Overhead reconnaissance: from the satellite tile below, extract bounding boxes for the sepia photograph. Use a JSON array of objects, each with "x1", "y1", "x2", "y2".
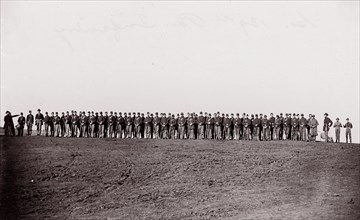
[{"x1": 1, "y1": 0, "x2": 359, "y2": 219}]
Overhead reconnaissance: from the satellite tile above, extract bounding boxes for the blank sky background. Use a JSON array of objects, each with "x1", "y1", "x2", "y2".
[{"x1": 1, "y1": 1, "x2": 359, "y2": 143}]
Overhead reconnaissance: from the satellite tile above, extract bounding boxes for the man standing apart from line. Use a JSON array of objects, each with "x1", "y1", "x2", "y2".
[
  {"x1": 17, "y1": 112, "x2": 25, "y2": 136},
  {"x1": 323, "y1": 113, "x2": 333, "y2": 143},
  {"x1": 35, "y1": 109, "x2": 44, "y2": 136},
  {"x1": 343, "y1": 118, "x2": 353, "y2": 143},
  {"x1": 333, "y1": 118, "x2": 342, "y2": 143},
  {"x1": 308, "y1": 114, "x2": 319, "y2": 142},
  {"x1": 26, "y1": 110, "x2": 34, "y2": 136}
]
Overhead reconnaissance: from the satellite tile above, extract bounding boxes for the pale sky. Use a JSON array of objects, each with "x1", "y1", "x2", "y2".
[{"x1": 1, "y1": 1, "x2": 359, "y2": 143}]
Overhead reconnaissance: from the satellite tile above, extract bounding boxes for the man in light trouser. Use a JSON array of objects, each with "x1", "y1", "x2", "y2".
[
  {"x1": 64, "y1": 111, "x2": 72, "y2": 137},
  {"x1": 308, "y1": 114, "x2": 319, "y2": 142},
  {"x1": 299, "y1": 114, "x2": 307, "y2": 141},
  {"x1": 323, "y1": 113, "x2": 333, "y2": 143},
  {"x1": 144, "y1": 112, "x2": 152, "y2": 139},
  {"x1": 333, "y1": 118, "x2": 342, "y2": 143},
  {"x1": 35, "y1": 109, "x2": 44, "y2": 136},
  {"x1": 344, "y1": 118, "x2": 353, "y2": 143},
  {"x1": 53, "y1": 112, "x2": 61, "y2": 137}
]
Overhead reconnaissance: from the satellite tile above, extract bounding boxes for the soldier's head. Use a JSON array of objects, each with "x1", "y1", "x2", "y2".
[
  {"x1": 301, "y1": 114, "x2": 304, "y2": 117},
  {"x1": 177, "y1": 113, "x2": 179, "y2": 117},
  {"x1": 236, "y1": 113, "x2": 240, "y2": 118},
  {"x1": 114, "y1": 112, "x2": 117, "y2": 116},
  {"x1": 251, "y1": 114, "x2": 254, "y2": 118},
  {"x1": 324, "y1": 113, "x2": 328, "y2": 118},
  {"x1": 200, "y1": 112, "x2": 203, "y2": 115},
  {"x1": 293, "y1": 113, "x2": 296, "y2": 117},
  {"x1": 181, "y1": 112, "x2": 184, "y2": 116},
  {"x1": 132, "y1": 112, "x2": 136, "y2": 116},
  {"x1": 95, "y1": 112, "x2": 98, "y2": 116},
  {"x1": 217, "y1": 112, "x2": 220, "y2": 115},
  {"x1": 209, "y1": 113, "x2": 212, "y2": 117},
  {"x1": 155, "y1": 112, "x2": 158, "y2": 116},
  {"x1": 336, "y1": 117, "x2": 339, "y2": 121},
  {"x1": 45, "y1": 112, "x2": 48, "y2": 115},
  {"x1": 264, "y1": 115, "x2": 267, "y2": 118},
  {"x1": 230, "y1": 113, "x2": 234, "y2": 118},
  {"x1": 147, "y1": 112, "x2": 150, "y2": 116},
  {"x1": 55, "y1": 112, "x2": 58, "y2": 115},
  {"x1": 168, "y1": 113, "x2": 171, "y2": 116},
  {"x1": 5, "y1": 111, "x2": 10, "y2": 115},
  {"x1": 150, "y1": 113, "x2": 153, "y2": 117},
  {"x1": 37, "y1": 109, "x2": 41, "y2": 113},
  {"x1": 119, "y1": 112, "x2": 122, "y2": 116},
  {"x1": 312, "y1": 114, "x2": 315, "y2": 118},
  {"x1": 128, "y1": 112, "x2": 131, "y2": 116},
  {"x1": 297, "y1": 114, "x2": 300, "y2": 118},
  {"x1": 276, "y1": 115, "x2": 279, "y2": 118},
  {"x1": 260, "y1": 113, "x2": 263, "y2": 117},
  {"x1": 100, "y1": 112, "x2": 103, "y2": 115},
  {"x1": 242, "y1": 113, "x2": 246, "y2": 117},
  {"x1": 20, "y1": 112, "x2": 23, "y2": 116},
  {"x1": 62, "y1": 112, "x2": 65, "y2": 115},
  {"x1": 221, "y1": 113, "x2": 225, "y2": 117},
  {"x1": 225, "y1": 114, "x2": 229, "y2": 118},
  {"x1": 309, "y1": 114, "x2": 312, "y2": 118},
  {"x1": 270, "y1": 113, "x2": 273, "y2": 116},
  {"x1": 137, "y1": 112, "x2": 140, "y2": 116},
  {"x1": 285, "y1": 113, "x2": 288, "y2": 117},
  {"x1": 246, "y1": 114, "x2": 249, "y2": 118},
  {"x1": 172, "y1": 114, "x2": 175, "y2": 118},
  {"x1": 29, "y1": 110, "x2": 32, "y2": 114},
  {"x1": 105, "y1": 112, "x2": 108, "y2": 116},
  {"x1": 110, "y1": 111, "x2": 113, "y2": 115},
  {"x1": 74, "y1": 111, "x2": 77, "y2": 115},
  {"x1": 91, "y1": 111, "x2": 94, "y2": 116},
  {"x1": 66, "y1": 111, "x2": 69, "y2": 115},
  {"x1": 255, "y1": 114, "x2": 258, "y2": 118},
  {"x1": 204, "y1": 112, "x2": 208, "y2": 116},
  {"x1": 280, "y1": 113, "x2": 283, "y2": 117},
  {"x1": 124, "y1": 112, "x2": 127, "y2": 116},
  {"x1": 141, "y1": 113, "x2": 144, "y2": 117},
  {"x1": 346, "y1": 118, "x2": 349, "y2": 121}
]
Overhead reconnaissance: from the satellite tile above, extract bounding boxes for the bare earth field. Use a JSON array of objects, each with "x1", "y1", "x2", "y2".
[{"x1": 0, "y1": 137, "x2": 359, "y2": 220}]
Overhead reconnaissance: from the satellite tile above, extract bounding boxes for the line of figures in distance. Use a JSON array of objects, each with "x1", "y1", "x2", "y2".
[{"x1": 5, "y1": 110, "x2": 354, "y2": 143}]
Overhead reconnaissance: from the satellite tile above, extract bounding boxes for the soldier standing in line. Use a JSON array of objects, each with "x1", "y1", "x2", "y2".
[
  {"x1": 240, "y1": 113, "x2": 246, "y2": 140},
  {"x1": 187, "y1": 113, "x2": 195, "y2": 139},
  {"x1": 35, "y1": 109, "x2": 44, "y2": 136},
  {"x1": 53, "y1": 112, "x2": 61, "y2": 137},
  {"x1": 204, "y1": 112, "x2": 208, "y2": 139},
  {"x1": 291, "y1": 114, "x2": 298, "y2": 141},
  {"x1": 64, "y1": 111, "x2": 71, "y2": 137},
  {"x1": 98, "y1": 112, "x2": 105, "y2": 138},
  {"x1": 152, "y1": 112, "x2": 160, "y2": 139},
  {"x1": 71, "y1": 111, "x2": 79, "y2": 137},
  {"x1": 323, "y1": 113, "x2": 333, "y2": 143},
  {"x1": 250, "y1": 114, "x2": 255, "y2": 140},
  {"x1": 262, "y1": 115, "x2": 271, "y2": 141},
  {"x1": 333, "y1": 118, "x2": 342, "y2": 143},
  {"x1": 160, "y1": 113, "x2": 168, "y2": 139},
  {"x1": 178, "y1": 113, "x2": 186, "y2": 139},
  {"x1": 49, "y1": 112, "x2": 55, "y2": 137},
  {"x1": 214, "y1": 113, "x2": 222, "y2": 140},
  {"x1": 94, "y1": 112, "x2": 99, "y2": 138},
  {"x1": 88, "y1": 112, "x2": 96, "y2": 138},
  {"x1": 252, "y1": 114, "x2": 261, "y2": 141},
  {"x1": 197, "y1": 112, "x2": 206, "y2": 139},
  {"x1": 43, "y1": 112, "x2": 50, "y2": 137},
  {"x1": 206, "y1": 113, "x2": 214, "y2": 139},
  {"x1": 169, "y1": 114, "x2": 177, "y2": 139},
  {"x1": 242, "y1": 114, "x2": 251, "y2": 141},
  {"x1": 279, "y1": 113, "x2": 284, "y2": 140},
  {"x1": 115, "y1": 112, "x2": 124, "y2": 138},
  {"x1": 344, "y1": 118, "x2": 353, "y2": 143},
  {"x1": 283, "y1": 113, "x2": 291, "y2": 140},
  {"x1": 223, "y1": 114, "x2": 232, "y2": 140},
  {"x1": 144, "y1": 112, "x2": 152, "y2": 139},
  {"x1": 269, "y1": 113, "x2": 275, "y2": 140},
  {"x1": 308, "y1": 114, "x2": 319, "y2": 142},
  {"x1": 17, "y1": 112, "x2": 25, "y2": 136},
  {"x1": 140, "y1": 113, "x2": 145, "y2": 138},
  {"x1": 299, "y1": 114, "x2": 307, "y2": 141},
  {"x1": 306, "y1": 114, "x2": 312, "y2": 141},
  {"x1": 103, "y1": 112, "x2": 108, "y2": 138},
  {"x1": 107, "y1": 111, "x2": 115, "y2": 138},
  {"x1": 86, "y1": 111, "x2": 91, "y2": 137},
  {"x1": 274, "y1": 115, "x2": 282, "y2": 141},
  {"x1": 79, "y1": 112, "x2": 88, "y2": 138},
  {"x1": 60, "y1": 112, "x2": 65, "y2": 137},
  {"x1": 259, "y1": 113, "x2": 263, "y2": 141},
  {"x1": 230, "y1": 113, "x2": 235, "y2": 140},
  {"x1": 124, "y1": 113, "x2": 132, "y2": 138},
  {"x1": 134, "y1": 112, "x2": 142, "y2": 139},
  {"x1": 26, "y1": 110, "x2": 34, "y2": 136},
  {"x1": 233, "y1": 113, "x2": 241, "y2": 140}
]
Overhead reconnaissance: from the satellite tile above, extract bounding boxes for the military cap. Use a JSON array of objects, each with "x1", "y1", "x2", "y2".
[
  {"x1": 324, "y1": 113, "x2": 328, "y2": 116},
  {"x1": 29, "y1": 110, "x2": 32, "y2": 113},
  {"x1": 255, "y1": 114, "x2": 258, "y2": 117},
  {"x1": 181, "y1": 112, "x2": 184, "y2": 115},
  {"x1": 5, "y1": 111, "x2": 9, "y2": 114},
  {"x1": 150, "y1": 113, "x2": 153, "y2": 116},
  {"x1": 137, "y1": 112, "x2": 140, "y2": 115},
  {"x1": 260, "y1": 113, "x2": 263, "y2": 116},
  {"x1": 276, "y1": 115, "x2": 279, "y2": 117},
  {"x1": 280, "y1": 113, "x2": 283, "y2": 115},
  {"x1": 336, "y1": 117, "x2": 339, "y2": 120},
  {"x1": 20, "y1": 112, "x2": 23, "y2": 115},
  {"x1": 95, "y1": 112, "x2": 98, "y2": 115},
  {"x1": 251, "y1": 114, "x2": 254, "y2": 117},
  {"x1": 66, "y1": 111, "x2": 69, "y2": 113},
  {"x1": 346, "y1": 118, "x2": 349, "y2": 120},
  {"x1": 312, "y1": 114, "x2": 315, "y2": 117},
  {"x1": 45, "y1": 112, "x2": 48, "y2": 114},
  {"x1": 100, "y1": 112, "x2": 103, "y2": 114},
  {"x1": 119, "y1": 112, "x2": 122, "y2": 115},
  {"x1": 208, "y1": 113, "x2": 212, "y2": 116},
  {"x1": 147, "y1": 112, "x2": 150, "y2": 114},
  {"x1": 55, "y1": 112, "x2": 58, "y2": 114},
  {"x1": 293, "y1": 113, "x2": 296, "y2": 116},
  {"x1": 114, "y1": 112, "x2": 117, "y2": 114},
  {"x1": 236, "y1": 113, "x2": 239, "y2": 116},
  {"x1": 231, "y1": 113, "x2": 234, "y2": 116},
  {"x1": 242, "y1": 113, "x2": 246, "y2": 116},
  {"x1": 301, "y1": 114, "x2": 304, "y2": 116},
  {"x1": 226, "y1": 114, "x2": 229, "y2": 116},
  {"x1": 264, "y1": 115, "x2": 267, "y2": 118},
  {"x1": 246, "y1": 114, "x2": 249, "y2": 117},
  {"x1": 37, "y1": 109, "x2": 41, "y2": 111},
  {"x1": 88, "y1": 111, "x2": 90, "y2": 113},
  {"x1": 141, "y1": 113, "x2": 144, "y2": 116},
  {"x1": 74, "y1": 111, "x2": 77, "y2": 113},
  {"x1": 62, "y1": 112, "x2": 65, "y2": 114}
]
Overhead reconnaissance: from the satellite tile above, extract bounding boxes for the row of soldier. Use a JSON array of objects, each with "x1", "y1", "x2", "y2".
[{"x1": 12, "y1": 109, "x2": 353, "y2": 143}]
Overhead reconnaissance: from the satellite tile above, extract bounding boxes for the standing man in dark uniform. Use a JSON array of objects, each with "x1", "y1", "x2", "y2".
[
  {"x1": 26, "y1": 110, "x2": 34, "y2": 136},
  {"x1": 3, "y1": 111, "x2": 18, "y2": 136},
  {"x1": 279, "y1": 113, "x2": 284, "y2": 140},
  {"x1": 344, "y1": 118, "x2": 353, "y2": 143},
  {"x1": 299, "y1": 114, "x2": 307, "y2": 141},
  {"x1": 103, "y1": 112, "x2": 109, "y2": 138},
  {"x1": 169, "y1": 114, "x2": 177, "y2": 139},
  {"x1": 144, "y1": 112, "x2": 152, "y2": 139},
  {"x1": 178, "y1": 113, "x2": 187, "y2": 139},
  {"x1": 153, "y1": 112, "x2": 160, "y2": 139},
  {"x1": 262, "y1": 115, "x2": 271, "y2": 141},
  {"x1": 252, "y1": 114, "x2": 261, "y2": 141},
  {"x1": 49, "y1": 112, "x2": 55, "y2": 137},
  {"x1": 323, "y1": 113, "x2": 333, "y2": 143},
  {"x1": 35, "y1": 109, "x2": 44, "y2": 136},
  {"x1": 53, "y1": 112, "x2": 61, "y2": 137},
  {"x1": 242, "y1": 114, "x2": 251, "y2": 140},
  {"x1": 223, "y1": 114, "x2": 232, "y2": 140},
  {"x1": 259, "y1": 113, "x2": 263, "y2": 141},
  {"x1": 17, "y1": 112, "x2": 25, "y2": 136},
  {"x1": 107, "y1": 111, "x2": 116, "y2": 138},
  {"x1": 206, "y1": 113, "x2": 214, "y2": 139},
  {"x1": 44, "y1": 112, "x2": 51, "y2": 137},
  {"x1": 187, "y1": 113, "x2": 196, "y2": 139},
  {"x1": 269, "y1": 113, "x2": 275, "y2": 140},
  {"x1": 274, "y1": 115, "x2": 282, "y2": 141},
  {"x1": 126, "y1": 113, "x2": 134, "y2": 138},
  {"x1": 71, "y1": 111, "x2": 79, "y2": 137},
  {"x1": 233, "y1": 113, "x2": 241, "y2": 140},
  {"x1": 197, "y1": 112, "x2": 206, "y2": 139},
  {"x1": 64, "y1": 111, "x2": 72, "y2": 137},
  {"x1": 214, "y1": 113, "x2": 222, "y2": 140},
  {"x1": 283, "y1": 113, "x2": 291, "y2": 140},
  {"x1": 88, "y1": 112, "x2": 96, "y2": 138},
  {"x1": 134, "y1": 112, "x2": 142, "y2": 139},
  {"x1": 291, "y1": 113, "x2": 298, "y2": 141},
  {"x1": 79, "y1": 112, "x2": 88, "y2": 138}
]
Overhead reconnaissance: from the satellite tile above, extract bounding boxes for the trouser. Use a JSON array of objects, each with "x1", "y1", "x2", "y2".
[
  {"x1": 116, "y1": 124, "x2": 124, "y2": 138},
  {"x1": 233, "y1": 127, "x2": 240, "y2": 140},
  {"x1": 346, "y1": 129, "x2": 352, "y2": 143},
  {"x1": 215, "y1": 126, "x2": 222, "y2": 140},
  {"x1": 50, "y1": 124, "x2": 54, "y2": 137},
  {"x1": 270, "y1": 127, "x2": 274, "y2": 140},
  {"x1": 107, "y1": 124, "x2": 115, "y2": 138},
  {"x1": 324, "y1": 130, "x2": 329, "y2": 142},
  {"x1": 259, "y1": 127, "x2": 263, "y2": 141},
  {"x1": 153, "y1": 125, "x2": 160, "y2": 139},
  {"x1": 27, "y1": 123, "x2": 33, "y2": 136},
  {"x1": 125, "y1": 125, "x2": 132, "y2": 138},
  {"x1": 225, "y1": 126, "x2": 232, "y2": 140},
  {"x1": 309, "y1": 127, "x2": 317, "y2": 142},
  {"x1": 291, "y1": 127, "x2": 298, "y2": 140},
  {"x1": 243, "y1": 127, "x2": 251, "y2": 140},
  {"x1": 45, "y1": 123, "x2": 50, "y2": 136},
  {"x1": 36, "y1": 121, "x2": 42, "y2": 135},
  {"x1": 80, "y1": 124, "x2": 87, "y2": 137},
  {"x1": 65, "y1": 124, "x2": 71, "y2": 137},
  {"x1": 253, "y1": 127, "x2": 259, "y2": 141},
  {"x1": 188, "y1": 127, "x2": 195, "y2": 139},
  {"x1": 71, "y1": 123, "x2": 78, "y2": 137},
  {"x1": 299, "y1": 126, "x2": 307, "y2": 141},
  {"x1": 161, "y1": 126, "x2": 169, "y2": 139},
  {"x1": 263, "y1": 127, "x2": 270, "y2": 141},
  {"x1": 89, "y1": 124, "x2": 96, "y2": 137},
  {"x1": 145, "y1": 125, "x2": 151, "y2": 139},
  {"x1": 274, "y1": 127, "x2": 281, "y2": 141},
  {"x1": 179, "y1": 126, "x2": 186, "y2": 139},
  {"x1": 206, "y1": 126, "x2": 213, "y2": 139},
  {"x1": 54, "y1": 124, "x2": 61, "y2": 137},
  {"x1": 17, "y1": 127, "x2": 24, "y2": 136},
  {"x1": 99, "y1": 124, "x2": 105, "y2": 138},
  {"x1": 334, "y1": 128, "x2": 340, "y2": 143},
  {"x1": 283, "y1": 126, "x2": 290, "y2": 140},
  {"x1": 169, "y1": 126, "x2": 176, "y2": 139},
  {"x1": 135, "y1": 126, "x2": 141, "y2": 138},
  {"x1": 198, "y1": 125, "x2": 205, "y2": 139},
  {"x1": 279, "y1": 127, "x2": 283, "y2": 140}
]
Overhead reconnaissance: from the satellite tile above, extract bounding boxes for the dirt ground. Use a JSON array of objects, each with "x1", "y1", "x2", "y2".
[{"x1": 0, "y1": 137, "x2": 359, "y2": 220}]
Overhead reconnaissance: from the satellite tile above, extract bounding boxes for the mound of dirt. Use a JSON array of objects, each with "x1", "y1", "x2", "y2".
[{"x1": 1, "y1": 137, "x2": 359, "y2": 219}]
